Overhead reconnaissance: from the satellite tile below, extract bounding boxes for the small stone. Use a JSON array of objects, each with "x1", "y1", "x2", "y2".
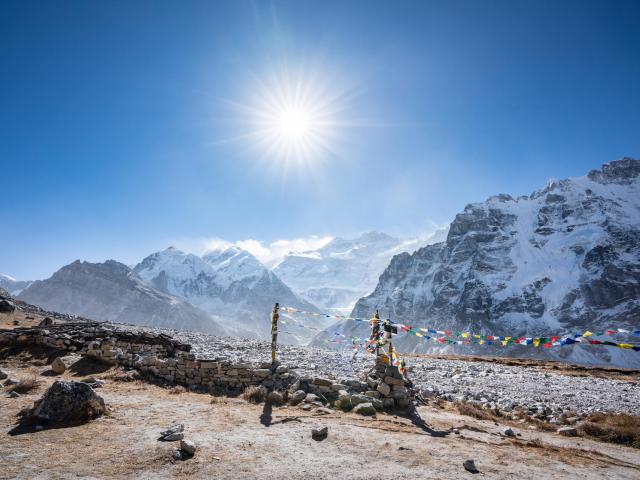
[
  {"x1": 301, "y1": 404, "x2": 312, "y2": 411},
  {"x1": 8, "y1": 390, "x2": 20, "y2": 398},
  {"x1": 314, "y1": 407, "x2": 332, "y2": 415},
  {"x1": 289, "y1": 390, "x2": 306, "y2": 405},
  {"x1": 463, "y1": 459, "x2": 479, "y2": 473},
  {"x1": 503, "y1": 428, "x2": 515, "y2": 437},
  {"x1": 172, "y1": 449, "x2": 183, "y2": 461},
  {"x1": 160, "y1": 424, "x2": 184, "y2": 438},
  {"x1": 4, "y1": 378, "x2": 18, "y2": 386},
  {"x1": 51, "y1": 358, "x2": 67, "y2": 374},
  {"x1": 0, "y1": 369, "x2": 7, "y2": 380},
  {"x1": 304, "y1": 393, "x2": 319, "y2": 403},
  {"x1": 311, "y1": 426, "x2": 328, "y2": 441},
  {"x1": 163, "y1": 432, "x2": 185, "y2": 441},
  {"x1": 557, "y1": 427, "x2": 578, "y2": 437},
  {"x1": 376, "y1": 383, "x2": 391, "y2": 396},
  {"x1": 180, "y1": 439, "x2": 197, "y2": 455},
  {"x1": 352, "y1": 402, "x2": 376, "y2": 416}
]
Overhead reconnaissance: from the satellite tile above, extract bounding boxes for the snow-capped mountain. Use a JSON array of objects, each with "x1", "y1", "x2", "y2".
[
  {"x1": 0, "y1": 273, "x2": 32, "y2": 296},
  {"x1": 133, "y1": 246, "x2": 321, "y2": 342},
  {"x1": 18, "y1": 260, "x2": 225, "y2": 334},
  {"x1": 314, "y1": 158, "x2": 640, "y2": 368},
  {"x1": 273, "y1": 230, "x2": 446, "y2": 313}
]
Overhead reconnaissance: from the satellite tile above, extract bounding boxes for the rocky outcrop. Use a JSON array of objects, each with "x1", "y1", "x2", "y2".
[
  {"x1": 315, "y1": 158, "x2": 640, "y2": 368},
  {"x1": 32, "y1": 380, "x2": 106, "y2": 424}
]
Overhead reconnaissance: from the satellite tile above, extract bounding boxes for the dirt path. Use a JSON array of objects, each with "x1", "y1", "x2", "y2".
[{"x1": 1, "y1": 360, "x2": 639, "y2": 479}]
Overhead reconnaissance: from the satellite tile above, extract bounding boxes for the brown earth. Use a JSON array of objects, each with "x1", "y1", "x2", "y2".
[{"x1": 2, "y1": 352, "x2": 640, "y2": 479}]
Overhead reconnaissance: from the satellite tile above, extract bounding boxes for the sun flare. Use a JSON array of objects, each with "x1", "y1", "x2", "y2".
[{"x1": 229, "y1": 66, "x2": 348, "y2": 168}]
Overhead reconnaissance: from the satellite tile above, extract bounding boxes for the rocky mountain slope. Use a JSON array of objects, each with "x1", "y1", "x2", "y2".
[
  {"x1": 0, "y1": 274, "x2": 32, "y2": 296},
  {"x1": 18, "y1": 260, "x2": 226, "y2": 334},
  {"x1": 273, "y1": 230, "x2": 446, "y2": 313},
  {"x1": 314, "y1": 158, "x2": 640, "y2": 368},
  {"x1": 133, "y1": 246, "x2": 320, "y2": 341}
]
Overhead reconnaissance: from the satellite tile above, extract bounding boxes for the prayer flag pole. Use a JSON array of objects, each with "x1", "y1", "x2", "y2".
[{"x1": 271, "y1": 303, "x2": 280, "y2": 364}]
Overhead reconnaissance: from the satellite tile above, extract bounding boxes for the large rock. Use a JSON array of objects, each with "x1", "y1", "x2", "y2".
[
  {"x1": 352, "y1": 402, "x2": 376, "y2": 416},
  {"x1": 32, "y1": 380, "x2": 106, "y2": 424},
  {"x1": 0, "y1": 299, "x2": 15, "y2": 312},
  {"x1": 51, "y1": 357, "x2": 67, "y2": 374}
]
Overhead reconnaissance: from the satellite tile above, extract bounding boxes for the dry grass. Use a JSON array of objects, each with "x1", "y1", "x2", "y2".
[
  {"x1": 266, "y1": 391, "x2": 285, "y2": 406},
  {"x1": 242, "y1": 385, "x2": 267, "y2": 404},
  {"x1": 168, "y1": 385, "x2": 186, "y2": 395},
  {"x1": 578, "y1": 413, "x2": 640, "y2": 449},
  {"x1": 455, "y1": 401, "x2": 503, "y2": 422},
  {"x1": 7, "y1": 370, "x2": 41, "y2": 394}
]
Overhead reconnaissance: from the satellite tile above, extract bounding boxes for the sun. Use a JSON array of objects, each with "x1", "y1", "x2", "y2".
[
  {"x1": 275, "y1": 107, "x2": 312, "y2": 140},
  {"x1": 229, "y1": 66, "x2": 346, "y2": 168}
]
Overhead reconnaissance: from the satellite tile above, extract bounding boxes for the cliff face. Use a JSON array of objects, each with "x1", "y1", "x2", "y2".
[{"x1": 315, "y1": 159, "x2": 640, "y2": 368}]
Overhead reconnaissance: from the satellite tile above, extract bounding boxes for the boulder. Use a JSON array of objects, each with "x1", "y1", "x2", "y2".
[
  {"x1": 353, "y1": 402, "x2": 376, "y2": 416},
  {"x1": 0, "y1": 299, "x2": 15, "y2": 312},
  {"x1": 289, "y1": 390, "x2": 306, "y2": 405},
  {"x1": 39, "y1": 317, "x2": 54, "y2": 327},
  {"x1": 51, "y1": 357, "x2": 67, "y2": 375},
  {"x1": 32, "y1": 380, "x2": 106, "y2": 425}
]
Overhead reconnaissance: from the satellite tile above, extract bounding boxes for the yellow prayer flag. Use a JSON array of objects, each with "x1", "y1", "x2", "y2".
[
  {"x1": 618, "y1": 343, "x2": 633, "y2": 349},
  {"x1": 533, "y1": 338, "x2": 540, "y2": 347},
  {"x1": 583, "y1": 331, "x2": 593, "y2": 337}
]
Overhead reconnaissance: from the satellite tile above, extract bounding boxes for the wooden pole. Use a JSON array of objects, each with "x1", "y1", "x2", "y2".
[{"x1": 271, "y1": 303, "x2": 279, "y2": 365}]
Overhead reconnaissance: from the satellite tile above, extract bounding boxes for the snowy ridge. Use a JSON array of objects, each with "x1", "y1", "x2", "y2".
[
  {"x1": 134, "y1": 246, "x2": 321, "y2": 342},
  {"x1": 273, "y1": 229, "x2": 447, "y2": 313},
  {"x1": 313, "y1": 158, "x2": 640, "y2": 368}
]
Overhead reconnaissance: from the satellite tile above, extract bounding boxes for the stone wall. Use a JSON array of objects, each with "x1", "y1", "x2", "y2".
[
  {"x1": 0, "y1": 323, "x2": 295, "y2": 393},
  {"x1": 0, "y1": 323, "x2": 413, "y2": 410}
]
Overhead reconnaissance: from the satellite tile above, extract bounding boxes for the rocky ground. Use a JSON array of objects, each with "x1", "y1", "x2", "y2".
[
  {"x1": 2, "y1": 356, "x2": 640, "y2": 480},
  {"x1": 151, "y1": 328, "x2": 640, "y2": 419},
  {"x1": 2, "y1": 299, "x2": 640, "y2": 478}
]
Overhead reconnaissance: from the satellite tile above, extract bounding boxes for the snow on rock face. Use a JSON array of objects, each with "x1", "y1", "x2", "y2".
[
  {"x1": 315, "y1": 158, "x2": 640, "y2": 368},
  {"x1": 134, "y1": 246, "x2": 320, "y2": 342},
  {"x1": 273, "y1": 230, "x2": 446, "y2": 312}
]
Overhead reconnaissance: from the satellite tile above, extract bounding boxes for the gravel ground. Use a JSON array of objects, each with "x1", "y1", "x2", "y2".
[{"x1": 119, "y1": 327, "x2": 640, "y2": 418}]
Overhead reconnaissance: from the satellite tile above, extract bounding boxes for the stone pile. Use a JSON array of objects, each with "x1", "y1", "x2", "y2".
[{"x1": 363, "y1": 354, "x2": 412, "y2": 410}]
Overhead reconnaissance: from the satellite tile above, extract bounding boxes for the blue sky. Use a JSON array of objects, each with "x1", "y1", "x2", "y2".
[{"x1": 1, "y1": 0, "x2": 639, "y2": 280}]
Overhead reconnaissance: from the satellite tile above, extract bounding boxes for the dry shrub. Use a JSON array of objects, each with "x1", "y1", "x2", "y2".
[
  {"x1": 169, "y1": 386, "x2": 186, "y2": 395},
  {"x1": 266, "y1": 391, "x2": 285, "y2": 406},
  {"x1": 526, "y1": 438, "x2": 544, "y2": 448},
  {"x1": 578, "y1": 413, "x2": 640, "y2": 448},
  {"x1": 455, "y1": 401, "x2": 502, "y2": 422},
  {"x1": 8, "y1": 371, "x2": 41, "y2": 394},
  {"x1": 243, "y1": 385, "x2": 267, "y2": 404}
]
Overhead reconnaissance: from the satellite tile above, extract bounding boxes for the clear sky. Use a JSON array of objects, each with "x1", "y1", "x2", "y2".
[{"x1": 1, "y1": 0, "x2": 639, "y2": 280}]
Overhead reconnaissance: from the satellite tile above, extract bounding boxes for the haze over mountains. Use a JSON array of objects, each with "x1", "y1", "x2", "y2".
[
  {"x1": 274, "y1": 230, "x2": 447, "y2": 313},
  {"x1": 5, "y1": 158, "x2": 639, "y2": 367},
  {"x1": 314, "y1": 158, "x2": 640, "y2": 368},
  {"x1": 9, "y1": 233, "x2": 429, "y2": 344}
]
